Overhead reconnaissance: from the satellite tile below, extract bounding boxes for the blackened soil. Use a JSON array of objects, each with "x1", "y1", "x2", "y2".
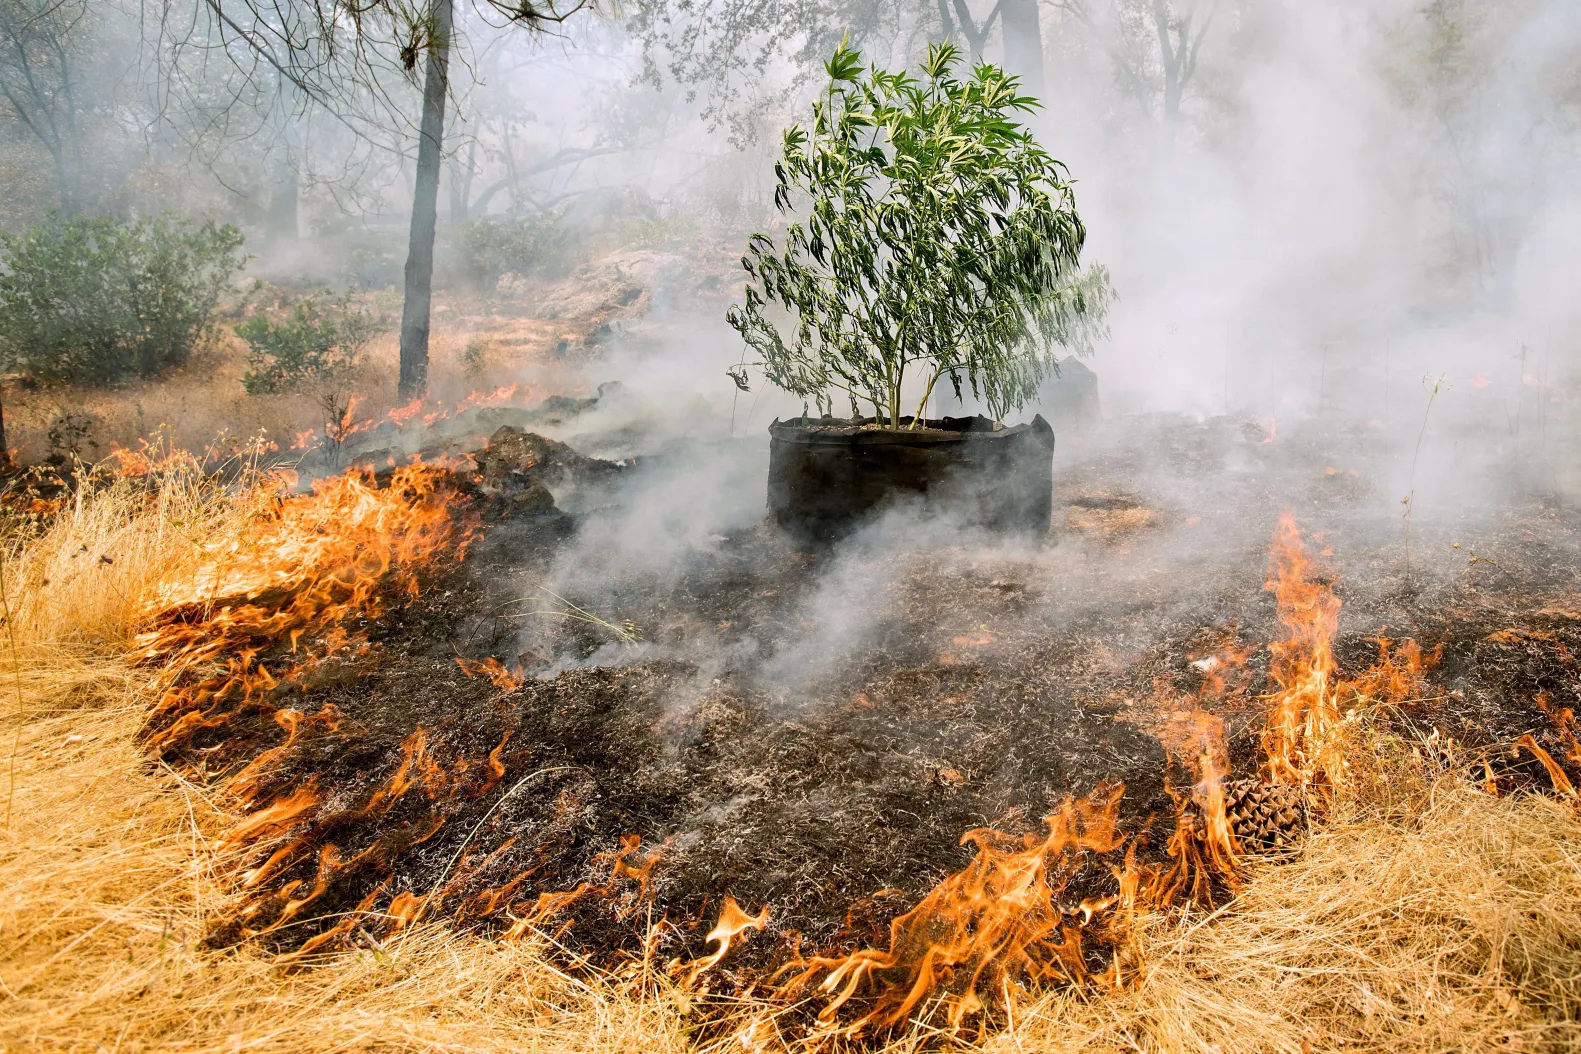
[{"x1": 166, "y1": 414, "x2": 1581, "y2": 972}]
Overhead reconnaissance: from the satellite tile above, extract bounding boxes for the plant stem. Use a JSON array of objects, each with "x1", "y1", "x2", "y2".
[
  {"x1": 1402, "y1": 374, "x2": 1447, "y2": 585},
  {"x1": 889, "y1": 360, "x2": 906, "y2": 429},
  {"x1": 2, "y1": 537, "x2": 24, "y2": 832},
  {"x1": 913, "y1": 366, "x2": 948, "y2": 428}
]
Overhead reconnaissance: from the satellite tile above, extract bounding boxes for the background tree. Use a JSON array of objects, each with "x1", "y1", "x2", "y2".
[
  {"x1": 1000, "y1": 0, "x2": 1044, "y2": 97},
  {"x1": 1054, "y1": 0, "x2": 1218, "y2": 136},
  {"x1": 177, "y1": 0, "x2": 595, "y2": 399},
  {"x1": 935, "y1": 0, "x2": 1000, "y2": 58},
  {"x1": 446, "y1": 42, "x2": 633, "y2": 223},
  {"x1": 1379, "y1": 0, "x2": 1581, "y2": 294},
  {"x1": 626, "y1": 0, "x2": 926, "y2": 147},
  {"x1": 0, "y1": 0, "x2": 124, "y2": 214}
]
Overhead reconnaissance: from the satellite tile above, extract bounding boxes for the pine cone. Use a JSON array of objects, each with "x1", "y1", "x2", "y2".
[{"x1": 1223, "y1": 778, "x2": 1307, "y2": 856}]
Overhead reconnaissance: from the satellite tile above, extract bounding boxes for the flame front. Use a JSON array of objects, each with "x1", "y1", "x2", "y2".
[
  {"x1": 138, "y1": 462, "x2": 475, "y2": 679},
  {"x1": 134, "y1": 461, "x2": 495, "y2": 944},
  {"x1": 1262, "y1": 512, "x2": 1346, "y2": 788},
  {"x1": 733, "y1": 514, "x2": 1439, "y2": 1035},
  {"x1": 777, "y1": 784, "x2": 1133, "y2": 1035},
  {"x1": 128, "y1": 457, "x2": 1464, "y2": 1035}
]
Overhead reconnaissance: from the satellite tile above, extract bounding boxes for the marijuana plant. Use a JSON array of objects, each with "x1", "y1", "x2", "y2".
[{"x1": 727, "y1": 41, "x2": 1111, "y2": 428}]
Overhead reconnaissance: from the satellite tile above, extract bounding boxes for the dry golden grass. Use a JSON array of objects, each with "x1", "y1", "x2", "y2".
[
  {"x1": 1, "y1": 472, "x2": 1579, "y2": 1052},
  {"x1": 6, "y1": 340, "x2": 323, "y2": 467},
  {"x1": 1, "y1": 316, "x2": 561, "y2": 467},
  {"x1": 1, "y1": 705, "x2": 709, "y2": 1053},
  {"x1": 1001, "y1": 790, "x2": 1581, "y2": 1053}
]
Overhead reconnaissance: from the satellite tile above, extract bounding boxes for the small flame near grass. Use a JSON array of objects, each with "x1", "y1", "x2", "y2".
[
  {"x1": 123, "y1": 459, "x2": 538, "y2": 949},
  {"x1": 131, "y1": 479, "x2": 1450, "y2": 1038},
  {"x1": 288, "y1": 383, "x2": 542, "y2": 454},
  {"x1": 27, "y1": 450, "x2": 1566, "y2": 1048},
  {"x1": 136, "y1": 461, "x2": 478, "y2": 758},
  {"x1": 689, "y1": 511, "x2": 1442, "y2": 1038}
]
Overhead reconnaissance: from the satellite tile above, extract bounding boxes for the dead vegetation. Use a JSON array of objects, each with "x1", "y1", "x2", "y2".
[
  {"x1": 1, "y1": 440, "x2": 1580, "y2": 1052},
  {"x1": 5, "y1": 698, "x2": 1578, "y2": 1051},
  {"x1": 0, "y1": 265, "x2": 650, "y2": 468}
]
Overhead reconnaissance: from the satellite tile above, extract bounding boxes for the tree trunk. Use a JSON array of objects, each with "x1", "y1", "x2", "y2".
[
  {"x1": 398, "y1": 0, "x2": 453, "y2": 402},
  {"x1": 266, "y1": 165, "x2": 299, "y2": 245},
  {"x1": 0, "y1": 398, "x2": 10, "y2": 473},
  {"x1": 1001, "y1": 0, "x2": 1044, "y2": 98},
  {"x1": 449, "y1": 138, "x2": 475, "y2": 227}
]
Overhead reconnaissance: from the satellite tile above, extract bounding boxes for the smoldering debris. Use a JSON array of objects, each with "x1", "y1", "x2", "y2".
[
  {"x1": 138, "y1": 403, "x2": 1581, "y2": 998},
  {"x1": 288, "y1": 381, "x2": 629, "y2": 481}
]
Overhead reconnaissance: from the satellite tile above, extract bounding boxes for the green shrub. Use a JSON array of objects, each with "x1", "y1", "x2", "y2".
[
  {"x1": 459, "y1": 211, "x2": 575, "y2": 288},
  {"x1": 237, "y1": 296, "x2": 383, "y2": 450},
  {"x1": 45, "y1": 408, "x2": 101, "y2": 463},
  {"x1": 620, "y1": 213, "x2": 699, "y2": 248},
  {"x1": 0, "y1": 214, "x2": 247, "y2": 384}
]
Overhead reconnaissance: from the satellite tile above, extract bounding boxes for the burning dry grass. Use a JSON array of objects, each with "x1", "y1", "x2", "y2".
[
  {"x1": 6, "y1": 703, "x2": 1578, "y2": 1052},
  {"x1": 1, "y1": 470, "x2": 1580, "y2": 1051},
  {"x1": 0, "y1": 320, "x2": 559, "y2": 467},
  {"x1": 1008, "y1": 781, "x2": 1581, "y2": 1053}
]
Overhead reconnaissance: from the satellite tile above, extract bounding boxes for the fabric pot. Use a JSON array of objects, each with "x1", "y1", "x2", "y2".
[{"x1": 766, "y1": 414, "x2": 1054, "y2": 544}]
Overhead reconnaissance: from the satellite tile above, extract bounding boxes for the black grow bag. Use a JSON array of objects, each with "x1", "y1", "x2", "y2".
[{"x1": 767, "y1": 414, "x2": 1054, "y2": 544}]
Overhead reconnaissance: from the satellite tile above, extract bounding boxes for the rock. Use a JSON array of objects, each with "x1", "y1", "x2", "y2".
[
  {"x1": 541, "y1": 394, "x2": 600, "y2": 416},
  {"x1": 1041, "y1": 356, "x2": 1100, "y2": 425},
  {"x1": 459, "y1": 405, "x2": 544, "y2": 434},
  {"x1": 513, "y1": 482, "x2": 555, "y2": 507}
]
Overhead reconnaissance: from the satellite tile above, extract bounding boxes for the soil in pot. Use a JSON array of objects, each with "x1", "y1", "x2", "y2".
[{"x1": 766, "y1": 413, "x2": 1054, "y2": 544}]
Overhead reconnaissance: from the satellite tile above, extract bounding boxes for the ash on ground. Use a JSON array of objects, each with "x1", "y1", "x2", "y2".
[{"x1": 165, "y1": 403, "x2": 1581, "y2": 967}]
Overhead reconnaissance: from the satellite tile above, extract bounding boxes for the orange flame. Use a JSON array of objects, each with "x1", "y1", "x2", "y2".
[
  {"x1": 106, "y1": 439, "x2": 203, "y2": 478},
  {"x1": 688, "y1": 897, "x2": 771, "y2": 982},
  {"x1": 1514, "y1": 734, "x2": 1578, "y2": 800},
  {"x1": 386, "y1": 399, "x2": 425, "y2": 427},
  {"x1": 383, "y1": 383, "x2": 540, "y2": 432},
  {"x1": 779, "y1": 784, "x2": 1132, "y2": 1035},
  {"x1": 1537, "y1": 694, "x2": 1581, "y2": 768},
  {"x1": 769, "y1": 517, "x2": 1409, "y2": 1034},
  {"x1": 455, "y1": 656, "x2": 523, "y2": 691},
  {"x1": 221, "y1": 784, "x2": 319, "y2": 847},
  {"x1": 137, "y1": 463, "x2": 477, "y2": 755},
  {"x1": 1262, "y1": 512, "x2": 1346, "y2": 788},
  {"x1": 128, "y1": 460, "x2": 485, "y2": 949},
  {"x1": 1346, "y1": 636, "x2": 1438, "y2": 706},
  {"x1": 1152, "y1": 710, "x2": 1241, "y2": 902},
  {"x1": 500, "y1": 833, "x2": 663, "y2": 939}
]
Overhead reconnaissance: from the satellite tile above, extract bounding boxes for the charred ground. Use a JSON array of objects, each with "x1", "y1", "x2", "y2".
[{"x1": 141, "y1": 408, "x2": 1581, "y2": 976}]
